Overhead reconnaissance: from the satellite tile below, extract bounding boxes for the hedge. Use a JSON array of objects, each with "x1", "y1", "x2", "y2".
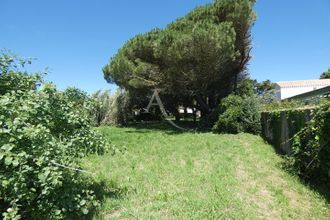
[{"x1": 261, "y1": 108, "x2": 312, "y2": 154}]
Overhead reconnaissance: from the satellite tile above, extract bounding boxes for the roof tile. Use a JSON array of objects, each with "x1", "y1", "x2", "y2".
[{"x1": 276, "y1": 79, "x2": 330, "y2": 88}]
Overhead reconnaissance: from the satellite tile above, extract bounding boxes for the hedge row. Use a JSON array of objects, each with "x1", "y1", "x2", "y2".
[
  {"x1": 261, "y1": 108, "x2": 312, "y2": 154},
  {"x1": 288, "y1": 101, "x2": 330, "y2": 185},
  {"x1": 261, "y1": 101, "x2": 330, "y2": 186}
]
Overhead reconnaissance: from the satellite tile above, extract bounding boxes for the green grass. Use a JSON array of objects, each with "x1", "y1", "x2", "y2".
[{"x1": 83, "y1": 124, "x2": 330, "y2": 219}]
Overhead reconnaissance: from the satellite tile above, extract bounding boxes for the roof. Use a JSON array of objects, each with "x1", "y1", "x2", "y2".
[{"x1": 276, "y1": 79, "x2": 330, "y2": 88}]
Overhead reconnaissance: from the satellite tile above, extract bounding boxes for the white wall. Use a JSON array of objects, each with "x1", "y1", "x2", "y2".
[{"x1": 280, "y1": 85, "x2": 328, "y2": 100}]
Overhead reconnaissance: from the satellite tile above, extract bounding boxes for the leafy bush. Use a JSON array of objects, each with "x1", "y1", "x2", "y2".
[
  {"x1": 63, "y1": 87, "x2": 92, "y2": 109},
  {"x1": 212, "y1": 95, "x2": 261, "y2": 134},
  {"x1": 286, "y1": 101, "x2": 330, "y2": 185},
  {"x1": 0, "y1": 52, "x2": 42, "y2": 95},
  {"x1": 63, "y1": 87, "x2": 96, "y2": 125},
  {"x1": 0, "y1": 53, "x2": 108, "y2": 219}
]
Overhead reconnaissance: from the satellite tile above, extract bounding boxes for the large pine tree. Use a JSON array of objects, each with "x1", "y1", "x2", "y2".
[{"x1": 103, "y1": 0, "x2": 256, "y2": 116}]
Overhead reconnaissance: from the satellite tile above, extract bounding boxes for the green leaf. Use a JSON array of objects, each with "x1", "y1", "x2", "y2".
[
  {"x1": 12, "y1": 159, "x2": 19, "y2": 167},
  {"x1": 1, "y1": 144, "x2": 13, "y2": 151},
  {"x1": 80, "y1": 199, "x2": 86, "y2": 206},
  {"x1": 5, "y1": 157, "x2": 12, "y2": 166},
  {"x1": 82, "y1": 208, "x2": 89, "y2": 215},
  {"x1": 2, "y1": 180, "x2": 9, "y2": 187},
  {"x1": 0, "y1": 152, "x2": 4, "y2": 160}
]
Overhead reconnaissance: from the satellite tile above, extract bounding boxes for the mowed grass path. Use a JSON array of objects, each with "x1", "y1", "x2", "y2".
[{"x1": 84, "y1": 125, "x2": 330, "y2": 219}]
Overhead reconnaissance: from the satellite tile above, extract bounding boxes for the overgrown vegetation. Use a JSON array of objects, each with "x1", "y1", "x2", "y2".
[
  {"x1": 91, "y1": 90, "x2": 114, "y2": 125},
  {"x1": 106, "y1": 90, "x2": 131, "y2": 126},
  {"x1": 286, "y1": 101, "x2": 330, "y2": 186},
  {"x1": 0, "y1": 53, "x2": 108, "y2": 219},
  {"x1": 262, "y1": 99, "x2": 311, "y2": 112},
  {"x1": 91, "y1": 89, "x2": 131, "y2": 127},
  {"x1": 261, "y1": 108, "x2": 312, "y2": 153},
  {"x1": 260, "y1": 96, "x2": 330, "y2": 188},
  {"x1": 198, "y1": 78, "x2": 274, "y2": 131},
  {"x1": 1, "y1": 0, "x2": 328, "y2": 218},
  {"x1": 212, "y1": 94, "x2": 261, "y2": 134}
]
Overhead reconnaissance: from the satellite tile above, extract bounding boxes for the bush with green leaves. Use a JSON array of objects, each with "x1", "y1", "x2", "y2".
[
  {"x1": 0, "y1": 53, "x2": 108, "y2": 219},
  {"x1": 63, "y1": 86, "x2": 96, "y2": 125},
  {"x1": 0, "y1": 52, "x2": 42, "y2": 95},
  {"x1": 212, "y1": 95, "x2": 261, "y2": 134},
  {"x1": 286, "y1": 101, "x2": 330, "y2": 186}
]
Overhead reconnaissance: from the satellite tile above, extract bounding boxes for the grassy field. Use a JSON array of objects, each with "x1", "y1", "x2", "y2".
[{"x1": 83, "y1": 124, "x2": 330, "y2": 219}]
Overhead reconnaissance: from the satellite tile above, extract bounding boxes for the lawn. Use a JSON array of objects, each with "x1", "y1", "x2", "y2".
[{"x1": 83, "y1": 124, "x2": 330, "y2": 219}]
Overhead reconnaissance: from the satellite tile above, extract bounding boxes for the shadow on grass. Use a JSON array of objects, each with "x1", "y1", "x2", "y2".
[
  {"x1": 280, "y1": 161, "x2": 330, "y2": 204},
  {"x1": 92, "y1": 179, "x2": 125, "y2": 202},
  {"x1": 262, "y1": 138, "x2": 288, "y2": 156},
  {"x1": 310, "y1": 181, "x2": 330, "y2": 204},
  {"x1": 84, "y1": 180, "x2": 127, "y2": 219},
  {"x1": 282, "y1": 176, "x2": 330, "y2": 204},
  {"x1": 125, "y1": 120, "x2": 211, "y2": 135}
]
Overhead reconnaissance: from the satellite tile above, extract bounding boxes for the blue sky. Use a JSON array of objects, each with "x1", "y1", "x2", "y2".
[{"x1": 1, "y1": 0, "x2": 329, "y2": 93}]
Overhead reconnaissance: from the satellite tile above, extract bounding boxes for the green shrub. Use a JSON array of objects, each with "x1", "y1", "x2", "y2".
[
  {"x1": 212, "y1": 95, "x2": 261, "y2": 134},
  {"x1": 0, "y1": 53, "x2": 108, "y2": 219},
  {"x1": 262, "y1": 99, "x2": 307, "y2": 112},
  {"x1": 286, "y1": 101, "x2": 330, "y2": 185},
  {"x1": 0, "y1": 52, "x2": 43, "y2": 95},
  {"x1": 63, "y1": 87, "x2": 96, "y2": 125}
]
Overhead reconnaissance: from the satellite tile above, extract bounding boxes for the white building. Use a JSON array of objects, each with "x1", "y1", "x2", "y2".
[{"x1": 275, "y1": 79, "x2": 330, "y2": 100}]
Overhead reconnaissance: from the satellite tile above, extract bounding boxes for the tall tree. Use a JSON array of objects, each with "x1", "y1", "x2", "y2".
[
  {"x1": 256, "y1": 80, "x2": 275, "y2": 95},
  {"x1": 103, "y1": 0, "x2": 256, "y2": 116}
]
